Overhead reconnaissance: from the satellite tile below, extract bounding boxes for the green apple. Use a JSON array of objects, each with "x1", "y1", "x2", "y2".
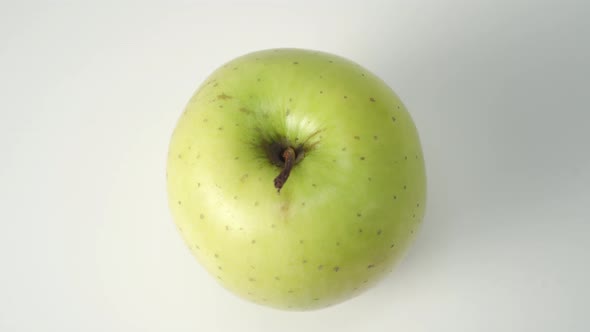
[{"x1": 167, "y1": 48, "x2": 426, "y2": 310}]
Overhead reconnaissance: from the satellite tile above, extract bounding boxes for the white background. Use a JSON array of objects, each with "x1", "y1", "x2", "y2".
[{"x1": 1, "y1": 0, "x2": 589, "y2": 331}]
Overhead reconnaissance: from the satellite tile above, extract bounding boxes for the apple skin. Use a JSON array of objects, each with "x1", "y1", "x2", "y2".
[{"x1": 167, "y1": 48, "x2": 426, "y2": 310}]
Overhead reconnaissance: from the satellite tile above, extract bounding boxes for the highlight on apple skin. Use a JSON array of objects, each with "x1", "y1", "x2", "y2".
[{"x1": 167, "y1": 48, "x2": 426, "y2": 311}]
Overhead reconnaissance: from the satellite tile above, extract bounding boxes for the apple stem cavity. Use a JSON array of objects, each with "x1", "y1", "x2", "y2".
[{"x1": 274, "y1": 146, "x2": 297, "y2": 193}]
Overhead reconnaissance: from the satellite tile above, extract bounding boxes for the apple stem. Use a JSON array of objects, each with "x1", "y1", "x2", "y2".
[{"x1": 274, "y1": 147, "x2": 296, "y2": 193}]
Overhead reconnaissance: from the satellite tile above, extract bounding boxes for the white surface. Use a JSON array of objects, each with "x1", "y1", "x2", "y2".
[{"x1": 1, "y1": 1, "x2": 589, "y2": 331}]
